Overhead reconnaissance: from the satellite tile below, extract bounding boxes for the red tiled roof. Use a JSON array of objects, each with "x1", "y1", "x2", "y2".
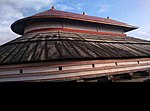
[{"x1": 11, "y1": 9, "x2": 138, "y2": 35}]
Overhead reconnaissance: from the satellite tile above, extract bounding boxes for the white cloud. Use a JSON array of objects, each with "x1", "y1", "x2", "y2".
[
  {"x1": 99, "y1": 5, "x2": 108, "y2": 13},
  {"x1": 138, "y1": 31, "x2": 148, "y2": 35},
  {"x1": 0, "y1": 0, "x2": 56, "y2": 11},
  {"x1": 0, "y1": 3, "x2": 24, "y2": 45},
  {"x1": 0, "y1": 0, "x2": 56, "y2": 45},
  {"x1": 127, "y1": 21, "x2": 150, "y2": 41},
  {"x1": 0, "y1": 25, "x2": 18, "y2": 45},
  {"x1": 138, "y1": 32, "x2": 150, "y2": 40},
  {"x1": 127, "y1": 30, "x2": 150, "y2": 41},
  {"x1": 56, "y1": 3, "x2": 83, "y2": 12},
  {"x1": 76, "y1": 3, "x2": 82, "y2": 11},
  {"x1": 56, "y1": 4, "x2": 74, "y2": 11}
]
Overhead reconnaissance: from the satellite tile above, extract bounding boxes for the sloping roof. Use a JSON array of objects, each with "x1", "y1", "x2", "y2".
[
  {"x1": 11, "y1": 9, "x2": 138, "y2": 35},
  {"x1": 0, "y1": 31, "x2": 150, "y2": 65}
]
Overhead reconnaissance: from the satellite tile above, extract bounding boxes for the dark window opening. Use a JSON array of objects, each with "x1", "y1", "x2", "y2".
[
  {"x1": 115, "y1": 62, "x2": 118, "y2": 66},
  {"x1": 59, "y1": 66, "x2": 62, "y2": 70},
  {"x1": 92, "y1": 64, "x2": 95, "y2": 68},
  {"x1": 20, "y1": 69, "x2": 23, "y2": 74}
]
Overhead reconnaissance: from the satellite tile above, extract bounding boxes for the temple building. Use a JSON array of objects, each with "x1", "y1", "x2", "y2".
[{"x1": 0, "y1": 6, "x2": 150, "y2": 82}]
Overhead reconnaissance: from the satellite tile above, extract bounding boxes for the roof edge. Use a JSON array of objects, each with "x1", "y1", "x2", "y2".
[{"x1": 11, "y1": 9, "x2": 138, "y2": 35}]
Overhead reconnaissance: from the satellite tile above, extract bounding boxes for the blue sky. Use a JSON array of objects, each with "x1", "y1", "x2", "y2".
[{"x1": 0, "y1": 0, "x2": 150, "y2": 45}]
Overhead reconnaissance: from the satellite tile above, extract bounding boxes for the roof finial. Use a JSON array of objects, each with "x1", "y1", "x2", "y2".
[
  {"x1": 51, "y1": 6, "x2": 55, "y2": 10},
  {"x1": 83, "y1": 12, "x2": 86, "y2": 15}
]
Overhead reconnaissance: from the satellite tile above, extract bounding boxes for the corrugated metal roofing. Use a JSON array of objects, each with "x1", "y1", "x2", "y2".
[{"x1": 0, "y1": 31, "x2": 150, "y2": 65}]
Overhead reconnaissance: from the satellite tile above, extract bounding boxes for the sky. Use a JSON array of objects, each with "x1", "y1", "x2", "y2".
[{"x1": 0, "y1": 0, "x2": 150, "y2": 45}]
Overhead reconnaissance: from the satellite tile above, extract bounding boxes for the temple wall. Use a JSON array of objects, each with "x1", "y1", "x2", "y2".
[
  {"x1": 0, "y1": 70, "x2": 19, "y2": 75},
  {"x1": 99, "y1": 25, "x2": 123, "y2": 34},
  {"x1": 24, "y1": 21, "x2": 124, "y2": 34},
  {"x1": 65, "y1": 21, "x2": 97, "y2": 31},
  {"x1": 0, "y1": 59, "x2": 150, "y2": 82},
  {"x1": 0, "y1": 62, "x2": 150, "y2": 82},
  {"x1": 23, "y1": 67, "x2": 58, "y2": 73},
  {"x1": 24, "y1": 21, "x2": 63, "y2": 33}
]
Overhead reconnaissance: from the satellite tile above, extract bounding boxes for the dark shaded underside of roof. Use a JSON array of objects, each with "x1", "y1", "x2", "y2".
[{"x1": 0, "y1": 31, "x2": 150, "y2": 65}]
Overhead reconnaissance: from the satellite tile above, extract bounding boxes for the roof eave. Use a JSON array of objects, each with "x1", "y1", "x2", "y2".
[
  {"x1": 11, "y1": 16, "x2": 138, "y2": 35},
  {"x1": 124, "y1": 26, "x2": 139, "y2": 32}
]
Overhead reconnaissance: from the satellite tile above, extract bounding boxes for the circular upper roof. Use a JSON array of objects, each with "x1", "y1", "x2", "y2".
[{"x1": 11, "y1": 7, "x2": 138, "y2": 35}]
